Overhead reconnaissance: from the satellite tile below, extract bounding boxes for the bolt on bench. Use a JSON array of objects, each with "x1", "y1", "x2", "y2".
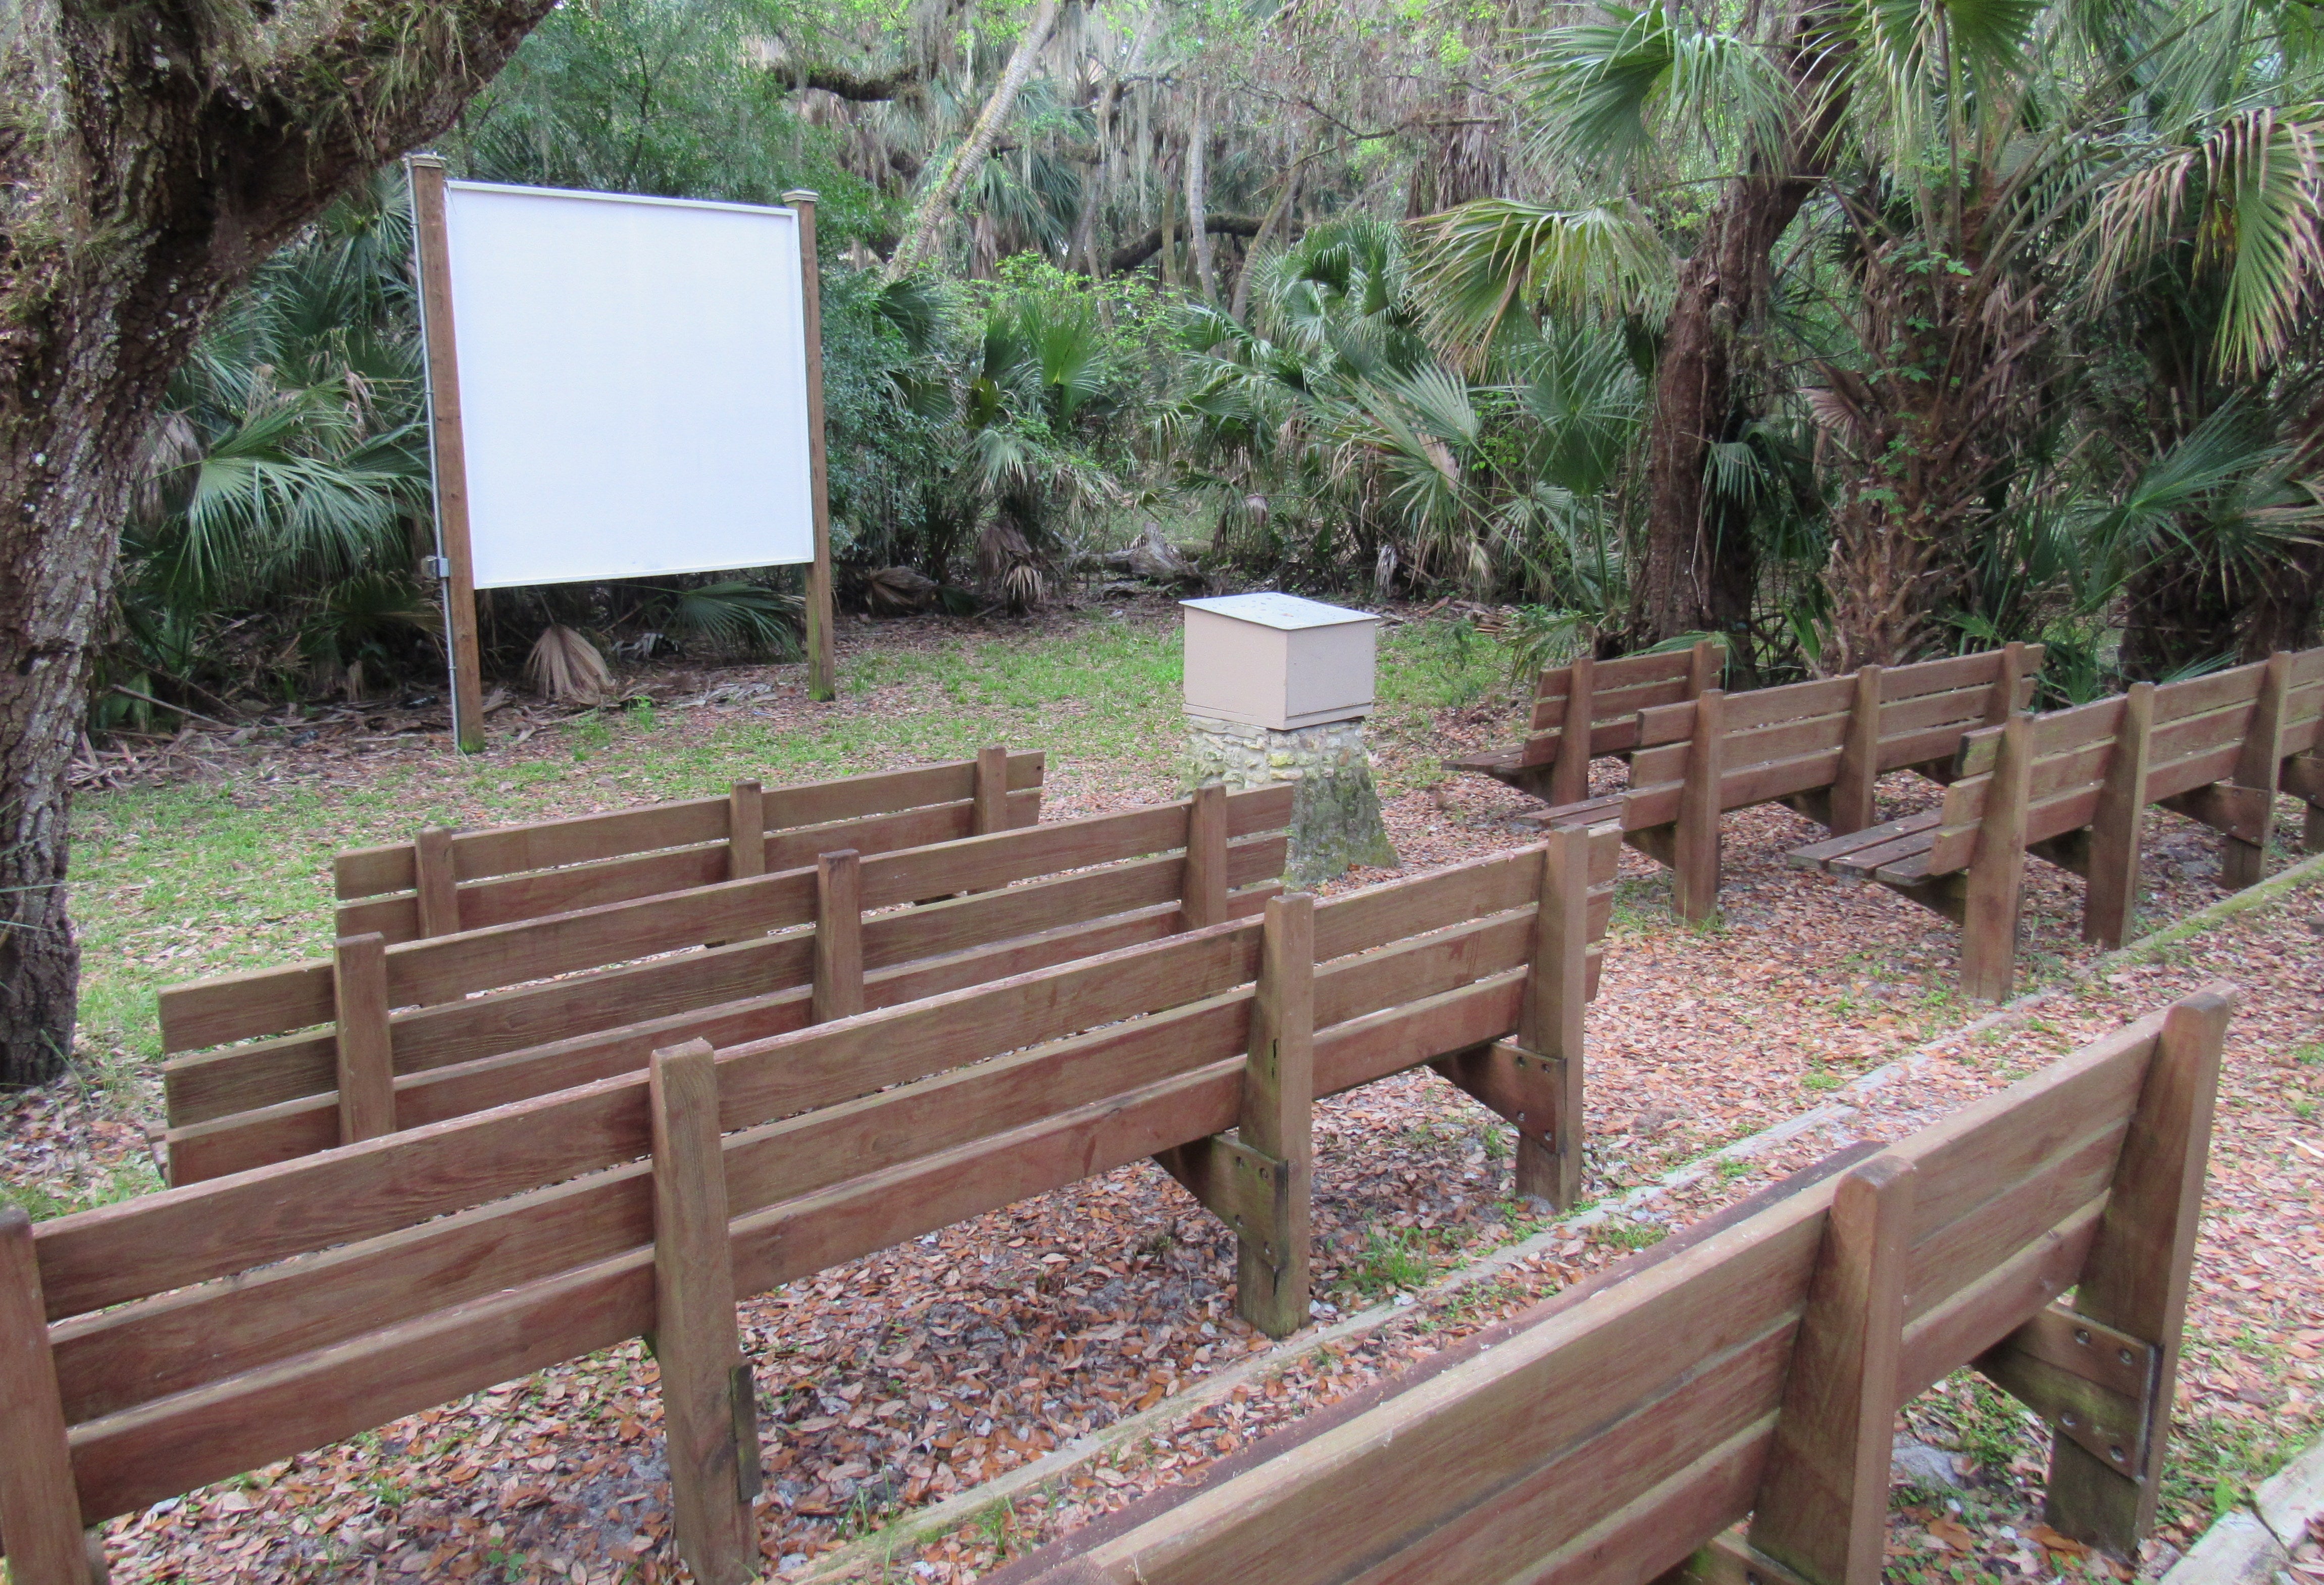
[
  {"x1": 1791, "y1": 646, "x2": 2324, "y2": 1000},
  {"x1": 987, "y1": 987, "x2": 2233, "y2": 1585}
]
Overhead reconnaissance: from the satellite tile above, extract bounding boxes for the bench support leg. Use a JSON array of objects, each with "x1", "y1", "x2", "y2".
[
  {"x1": 1747, "y1": 1156, "x2": 1915, "y2": 1585},
  {"x1": 2040, "y1": 990, "x2": 2229, "y2": 1554},
  {"x1": 0, "y1": 1207, "x2": 94, "y2": 1585},
  {"x1": 1434, "y1": 826, "x2": 1593, "y2": 1207},
  {"x1": 1157, "y1": 894, "x2": 1316, "y2": 1338},
  {"x1": 1674, "y1": 689, "x2": 1725, "y2": 925},
  {"x1": 649, "y1": 1040, "x2": 762, "y2": 1585},
  {"x1": 2083, "y1": 683, "x2": 2152, "y2": 947},
  {"x1": 1551, "y1": 653, "x2": 1595, "y2": 807},
  {"x1": 1961, "y1": 713, "x2": 2032, "y2": 1003},
  {"x1": 1432, "y1": 1041, "x2": 1576, "y2": 1208},
  {"x1": 1828, "y1": 665, "x2": 1883, "y2": 836},
  {"x1": 2220, "y1": 653, "x2": 2290, "y2": 890}
]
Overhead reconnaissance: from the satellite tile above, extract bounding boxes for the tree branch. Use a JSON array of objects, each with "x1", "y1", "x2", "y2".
[{"x1": 1109, "y1": 214, "x2": 1271, "y2": 274}]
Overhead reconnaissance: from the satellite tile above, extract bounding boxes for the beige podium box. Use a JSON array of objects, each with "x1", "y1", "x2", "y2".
[{"x1": 1181, "y1": 593, "x2": 1378, "y2": 731}]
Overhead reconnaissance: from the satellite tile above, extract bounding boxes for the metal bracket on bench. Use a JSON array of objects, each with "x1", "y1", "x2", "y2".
[
  {"x1": 1152, "y1": 1137, "x2": 1290, "y2": 1266},
  {"x1": 1976, "y1": 1304, "x2": 2160, "y2": 1477},
  {"x1": 1428, "y1": 1040, "x2": 1569, "y2": 1148}
]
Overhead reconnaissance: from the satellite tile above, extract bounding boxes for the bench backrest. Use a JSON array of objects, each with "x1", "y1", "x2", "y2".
[
  {"x1": 1925, "y1": 647, "x2": 2324, "y2": 876},
  {"x1": 1525, "y1": 642, "x2": 1723, "y2": 757},
  {"x1": 6, "y1": 832, "x2": 1620, "y2": 1544},
  {"x1": 985, "y1": 987, "x2": 2229, "y2": 1585},
  {"x1": 1626, "y1": 643, "x2": 2044, "y2": 822},
  {"x1": 159, "y1": 786, "x2": 1296, "y2": 1184},
  {"x1": 331, "y1": 749, "x2": 1045, "y2": 943}
]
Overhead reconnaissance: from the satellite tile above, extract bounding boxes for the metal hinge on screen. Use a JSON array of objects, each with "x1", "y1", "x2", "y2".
[{"x1": 421, "y1": 555, "x2": 451, "y2": 580}]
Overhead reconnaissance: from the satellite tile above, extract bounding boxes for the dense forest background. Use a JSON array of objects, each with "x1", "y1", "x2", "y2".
[{"x1": 109, "y1": 0, "x2": 2324, "y2": 728}]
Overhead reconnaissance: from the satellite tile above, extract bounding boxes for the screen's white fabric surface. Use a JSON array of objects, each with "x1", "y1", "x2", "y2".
[{"x1": 441, "y1": 181, "x2": 814, "y2": 587}]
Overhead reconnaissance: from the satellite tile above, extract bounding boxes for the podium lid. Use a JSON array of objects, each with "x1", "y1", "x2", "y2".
[{"x1": 1180, "y1": 592, "x2": 1378, "y2": 631}]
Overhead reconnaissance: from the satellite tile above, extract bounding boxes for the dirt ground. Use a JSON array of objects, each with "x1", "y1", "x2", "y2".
[{"x1": 7, "y1": 599, "x2": 2320, "y2": 1584}]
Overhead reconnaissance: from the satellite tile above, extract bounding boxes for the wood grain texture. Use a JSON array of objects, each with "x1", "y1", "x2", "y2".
[
  {"x1": 1675, "y1": 689, "x2": 1725, "y2": 923},
  {"x1": 1748, "y1": 1157, "x2": 1914, "y2": 1585},
  {"x1": 2084, "y1": 684, "x2": 2153, "y2": 949},
  {"x1": 1182, "y1": 784, "x2": 1229, "y2": 929},
  {"x1": 1237, "y1": 895, "x2": 1315, "y2": 1337},
  {"x1": 408, "y1": 156, "x2": 486, "y2": 753},
  {"x1": 414, "y1": 828, "x2": 460, "y2": 937},
  {"x1": 1830, "y1": 667, "x2": 1883, "y2": 836},
  {"x1": 974, "y1": 746, "x2": 1011, "y2": 836},
  {"x1": 1553, "y1": 653, "x2": 1595, "y2": 806},
  {"x1": 1961, "y1": 714, "x2": 2032, "y2": 1002},
  {"x1": 0, "y1": 1207, "x2": 91, "y2": 1584},
  {"x1": 332, "y1": 935, "x2": 394, "y2": 1148},
  {"x1": 726, "y1": 782, "x2": 764, "y2": 880},
  {"x1": 811, "y1": 850, "x2": 864, "y2": 1024},
  {"x1": 2220, "y1": 653, "x2": 2290, "y2": 888},
  {"x1": 649, "y1": 1041, "x2": 757, "y2": 1583},
  {"x1": 2043, "y1": 988, "x2": 2230, "y2": 1552}
]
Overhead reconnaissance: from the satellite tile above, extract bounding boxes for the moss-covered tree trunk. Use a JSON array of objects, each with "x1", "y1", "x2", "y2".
[{"x1": 0, "y1": 0, "x2": 555, "y2": 1087}]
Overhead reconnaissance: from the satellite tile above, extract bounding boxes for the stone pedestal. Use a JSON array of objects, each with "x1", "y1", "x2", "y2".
[{"x1": 1184, "y1": 714, "x2": 1397, "y2": 888}]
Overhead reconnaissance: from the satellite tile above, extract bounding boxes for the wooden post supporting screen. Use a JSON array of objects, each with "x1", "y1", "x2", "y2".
[
  {"x1": 333, "y1": 933, "x2": 394, "y2": 1144},
  {"x1": 784, "y1": 189, "x2": 836, "y2": 703},
  {"x1": 650, "y1": 1040, "x2": 761, "y2": 1584},
  {"x1": 1748, "y1": 1155, "x2": 1915, "y2": 1585},
  {"x1": 407, "y1": 155, "x2": 489, "y2": 754},
  {"x1": 2042, "y1": 990, "x2": 2228, "y2": 1550},
  {"x1": 0, "y1": 1207, "x2": 94, "y2": 1585}
]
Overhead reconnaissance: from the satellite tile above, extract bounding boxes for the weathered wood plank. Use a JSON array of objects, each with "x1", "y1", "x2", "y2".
[
  {"x1": 0, "y1": 1207, "x2": 92, "y2": 1584},
  {"x1": 650, "y1": 1042, "x2": 757, "y2": 1583}
]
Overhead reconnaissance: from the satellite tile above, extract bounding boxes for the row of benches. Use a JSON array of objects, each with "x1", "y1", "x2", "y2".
[
  {"x1": 1454, "y1": 644, "x2": 2324, "y2": 998},
  {"x1": 5, "y1": 825, "x2": 1624, "y2": 1583}
]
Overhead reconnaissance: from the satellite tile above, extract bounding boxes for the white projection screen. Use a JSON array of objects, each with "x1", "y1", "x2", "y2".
[{"x1": 439, "y1": 181, "x2": 815, "y2": 588}]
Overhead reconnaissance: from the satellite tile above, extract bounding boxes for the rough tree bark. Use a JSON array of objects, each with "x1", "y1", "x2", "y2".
[
  {"x1": 884, "y1": 0, "x2": 1064, "y2": 282},
  {"x1": 1627, "y1": 1, "x2": 1852, "y2": 651},
  {"x1": 0, "y1": 0, "x2": 556, "y2": 1088}
]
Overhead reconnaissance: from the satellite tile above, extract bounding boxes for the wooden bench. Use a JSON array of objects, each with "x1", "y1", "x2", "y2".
[
  {"x1": 331, "y1": 747, "x2": 1044, "y2": 943},
  {"x1": 1, "y1": 830, "x2": 1620, "y2": 1585},
  {"x1": 1446, "y1": 641, "x2": 1724, "y2": 805},
  {"x1": 158, "y1": 785, "x2": 1295, "y2": 1185},
  {"x1": 987, "y1": 987, "x2": 2233, "y2": 1585},
  {"x1": 1527, "y1": 644, "x2": 2042, "y2": 920},
  {"x1": 1792, "y1": 646, "x2": 2324, "y2": 1001}
]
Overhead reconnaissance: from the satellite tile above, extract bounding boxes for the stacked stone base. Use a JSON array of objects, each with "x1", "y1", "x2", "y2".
[{"x1": 1183, "y1": 714, "x2": 1398, "y2": 889}]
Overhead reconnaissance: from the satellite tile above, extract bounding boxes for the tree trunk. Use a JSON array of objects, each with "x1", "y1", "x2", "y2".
[
  {"x1": 0, "y1": 0, "x2": 554, "y2": 1088},
  {"x1": 884, "y1": 0, "x2": 1064, "y2": 282},
  {"x1": 1626, "y1": 4, "x2": 1851, "y2": 650},
  {"x1": 1185, "y1": 92, "x2": 1218, "y2": 305}
]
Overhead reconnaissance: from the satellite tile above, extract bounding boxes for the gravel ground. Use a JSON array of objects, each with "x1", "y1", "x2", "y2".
[{"x1": 6, "y1": 604, "x2": 2318, "y2": 1584}]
